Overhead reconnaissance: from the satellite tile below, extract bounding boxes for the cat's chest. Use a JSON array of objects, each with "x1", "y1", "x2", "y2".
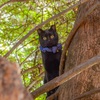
[
  {"x1": 42, "y1": 52, "x2": 61, "y2": 67},
  {"x1": 41, "y1": 51, "x2": 61, "y2": 73},
  {"x1": 42, "y1": 52, "x2": 61, "y2": 62},
  {"x1": 42, "y1": 52, "x2": 61, "y2": 73}
]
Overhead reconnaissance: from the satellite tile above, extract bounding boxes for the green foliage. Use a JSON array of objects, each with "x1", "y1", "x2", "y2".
[{"x1": 0, "y1": 0, "x2": 77, "y2": 99}]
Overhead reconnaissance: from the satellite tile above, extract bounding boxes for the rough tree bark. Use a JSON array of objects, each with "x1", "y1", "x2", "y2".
[
  {"x1": 0, "y1": 57, "x2": 33, "y2": 100},
  {"x1": 58, "y1": 0, "x2": 100, "y2": 100}
]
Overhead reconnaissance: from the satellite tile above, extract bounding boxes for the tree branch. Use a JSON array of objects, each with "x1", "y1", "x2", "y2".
[
  {"x1": 10, "y1": 0, "x2": 28, "y2": 2},
  {"x1": 59, "y1": 1, "x2": 100, "y2": 75},
  {"x1": 31, "y1": 55, "x2": 100, "y2": 99},
  {"x1": 0, "y1": 0, "x2": 29, "y2": 9},
  {"x1": 46, "y1": 88, "x2": 60, "y2": 100},
  {"x1": 72, "y1": 87, "x2": 100, "y2": 100},
  {"x1": 27, "y1": 72, "x2": 44, "y2": 91},
  {"x1": 4, "y1": 0, "x2": 89, "y2": 58},
  {"x1": 0, "y1": 1, "x2": 11, "y2": 9},
  {"x1": 20, "y1": 49, "x2": 39, "y2": 66},
  {"x1": 21, "y1": 64, "x2": 42, "y2": 75}
]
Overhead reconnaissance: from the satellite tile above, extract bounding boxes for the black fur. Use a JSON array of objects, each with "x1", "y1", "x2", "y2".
[{"x1": 37, "y1": 25, "x2": 62, "y2": 98}]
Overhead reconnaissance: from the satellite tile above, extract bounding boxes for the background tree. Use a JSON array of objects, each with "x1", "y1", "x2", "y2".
[{"x1": 0, "y1": 0, "x2": 99, "y2": 100}]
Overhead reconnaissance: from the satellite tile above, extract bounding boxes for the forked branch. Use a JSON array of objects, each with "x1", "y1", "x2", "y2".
[{"x1": 31, "y1": 55, "x2": 100, "y2": 99}]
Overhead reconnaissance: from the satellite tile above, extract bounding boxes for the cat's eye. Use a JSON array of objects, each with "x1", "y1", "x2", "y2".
[
  {"x1": 43, "y1": 37, "x2": 47, "y2": 40},
  {"x1": 50, "y1": 35, "x2": 54, "y2": 39}
]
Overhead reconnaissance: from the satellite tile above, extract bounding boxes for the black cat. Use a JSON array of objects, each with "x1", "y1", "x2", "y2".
[{"x1": 37, "y1": 25, "x2": 62, "y2": 98}]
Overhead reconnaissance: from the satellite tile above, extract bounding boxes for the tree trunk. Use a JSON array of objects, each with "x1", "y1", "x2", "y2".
[
  {"x1": 58, "y1": 0, "x2": 100, "y2": 100},
  {"x1": 0, "y1": 57, "x2": 33, "y2": 100}
]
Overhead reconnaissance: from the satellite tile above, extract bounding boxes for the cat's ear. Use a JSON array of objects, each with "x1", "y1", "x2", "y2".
[
  {"x1": 50, "y1": 25, "x2": 56, "y2": 31},
  {"x1": 37, "y1": 28, "x2": 44, "y2": 36}
]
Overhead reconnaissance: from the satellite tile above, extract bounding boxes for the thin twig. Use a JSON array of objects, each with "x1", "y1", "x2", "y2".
[
  {"x1": 4, "y1": 0, "x2": 89, "y2": 58},
  {"x1": 31, "y1": 55, "x2": 100, "y2": 99},
  {"x1": 0, "y1": 0, "x2": 28, "y2": 9},
  {"x1": 20, "y1": 49, "x2": 39, "y2": 66},
  {"x1": 27, "y1": 71, "x2": 44, "y2": 90},
  {"x1": 33, "y1": 48, "x2": 38, "y2": 65},
  {"x1": 0, "y1": 1, "x2": 11, "y2": 9},
  {"x1": 21, "y1": 64, "x2": 42, "y2": 75}
]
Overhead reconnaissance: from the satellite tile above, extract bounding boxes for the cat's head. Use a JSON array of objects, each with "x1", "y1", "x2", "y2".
[{"x1": 37, "y1": 25, "x2": 58, "y2": 47}]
